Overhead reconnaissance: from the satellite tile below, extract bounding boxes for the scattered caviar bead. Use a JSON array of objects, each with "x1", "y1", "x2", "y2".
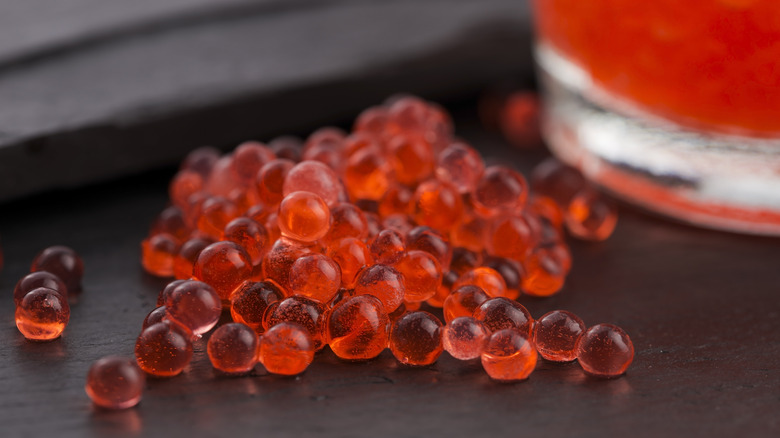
[
  {"x1": 222, "y1": 217, "x2": 268, "y2": 265},
  {"x1": 172, "y1": 236, "x2": 213, "y2": 280},
  {"x1": 530, "y1": 158, "x2": 586, "y2": 207},
  {"x1": 193, "y1": 241, "x2": 252, "y2": 302},
  {"x1": 85, "y1": 356, "x2": 145, "y2": 410},
  {"x1": 265, "y1": 296, "x2": 327, "y2": 351},
  {"x1": 134, "y1": 321, "x2": 194, "y2": 377},
  {"x1": 381, "y1": 213, "x2": 415, "y2": 236},
  {"x1": 254, "y1": 158, "x2": 295, "y2": 207},
  {"x1": 442, "y1": 316, "x2": 489, "y2": 360},
  {"x1": 207, "y1": 323, "x2": 259, "y2": 374},
  {"x1": 258, "y1": 322, "x2": 314, "y2": 376},
  {"x1": 427, "y1": 270, "x2": 457, "y2": 308},
  {"x1": 13, "y1": 271, "x2": 67, "y2": 306},
  {"x1": 388, "y1": 135, "x2": 434, "y2": 185},
  {"x1": 15, "y1": 288, "x2": 70, "y2": 341},
  {"x1": 412, "y1": 179, "x2": 464, "y2": 231},
  {"x1": 454, "y1": 267, "x2": 508, "y2": 299},
  {"x1": 324, "y1": 203, "x2": 368, "y2": 243},
  {"x1": 474, "y1": 297, "x2": 533, "y2": 335},
  {"x1": 481, "y1": 328, "x2": 538, "y2": 381},
  {"x1": 529, "y1": 196, "x2": 565, "y2": 230},
  {"x1": 406, "y1": 226, "x2": 452, "y2": 269},
  {"x1": 450, "y1": 214, "x2": 487, "y2": 253},
  {"x1": 277, "y1": 191, "x2": 331, "y2": 242},
  {"x1": 283, "y1": 160, "x2": 343, "y2": 206},
  {"x1": 344, "y1": 146, "x2": 393, "y2": 201},
  {"x1": 450, "y1": 247, "x2": 482, "y2": 276},
  {"x1": 262, "y1": 238, "x2": 314, "y2": 294},
  {"x1": 443, "y1": 285, "x2": 489, "y2": 323},
  {"x1": 157, "y1": 280, "x2": 186, "y2": 306},
  {"x1": 378, "y1": 185, "x2": 413, "y2": 218},
  {"x1": 354, "y1": 106, "x2": 389, "y2": 136},
  {"x1": 269, "y1": 136, "x2": 302, "y2": 162},
  {"x1": 487, "y1": 215, "x2": 534, "y2": 262},
  {"x1": 142, "y1": 306, "x2": 168, "y2": 330},
  {"x1": 483, "y1": 257, "x2": 523, "y2": 300},
  {"x1": 31, "y1": 245, "x2": 84, "y2": 293},
  {"x1": 151, "y1": 206, "x2": 190, "y2": 244},
  {"x1": 521, "y1": 246, "x2": 568, "y2": 297},
  {"x1": 353, "y1": 264, "x2": 405, "y2": 312},
  {"x1": 196, "y1": 196, "x2": 238, "y2": 239},
  {"x1": 182, "y1": 146, "x2": 220, "y2": 177},
  {"x1": 566, "y1": 188, "x2": 618, "y2": 242},
  {"x1": 165, "y1": 280, "x2": 222, "y2": 336},
  {"x1": 230, "y1": 281, "x2": 282, "y2": 334},
  {"x1": 327, "y1": 295, "x2": 389, "y2": 361},
  {"x1": 435, "y1": 142, "x2": 485, "y2": 194},
  {"x1": 500, "y1": 91, "x2": 542, "y2": 148},
  {"x1": 141, "y1": 234, "x2": 180, "y2": 277},
  {"x1": 393, "y1": 250, "x2": 442, "y2": 303},
  {"x1": 370, "y1": 229, "x2": 406, "y2": 265},
  {"x1": 533, "y1": 310, "x2": 586, "y2": 362},
  {"x1": 577, "y1": 324, "x2": 634, "y2": 378},
  {"x1": 232, "y1": 141, "x2": 275, "y2": 182},
  {"x1": 169, "y1": 170, "x2": 204, "y2": 210},
  {"x1": 389, "y1": 311, "x2": 444, "y2": 366},
  {"x1": 289, "y1": 254, "x2": 342, "y2": 303},
  {"x1": 472, "y1": 166, "x2": 529, "y2": 217},
  {"x1": 326, "y1": 237, "x2": 372, "y2": 288}
]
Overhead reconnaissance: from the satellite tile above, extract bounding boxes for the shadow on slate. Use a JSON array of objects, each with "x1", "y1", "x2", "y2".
[{"x1": 0, "y1": 0, "x2": 534, "y2": 202}]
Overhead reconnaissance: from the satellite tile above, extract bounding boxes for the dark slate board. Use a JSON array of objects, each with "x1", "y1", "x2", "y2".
[
  {"x1": 0, "y1": 0, "x2": 533, "y2": 201},
  {"x1": 0, "y1": 109, "x2": 779, "y2": 438}
]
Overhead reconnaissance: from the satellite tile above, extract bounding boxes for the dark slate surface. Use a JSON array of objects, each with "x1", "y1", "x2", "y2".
[
  {"x1": 0, "y1": 109, "x2": 779, "y2": 438},
  {"x1": 0, "y1": 0, "x2": 533, "y2": 202}
]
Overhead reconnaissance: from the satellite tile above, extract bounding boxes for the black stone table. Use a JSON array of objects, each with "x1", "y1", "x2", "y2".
[{"x1": 1, "y1": 110, "x2": 779, "y2": 438}]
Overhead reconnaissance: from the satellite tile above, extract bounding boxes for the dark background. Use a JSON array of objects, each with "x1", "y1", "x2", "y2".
[{"x1": 1, "y1": 1, "x2": 779, "y2": 437}]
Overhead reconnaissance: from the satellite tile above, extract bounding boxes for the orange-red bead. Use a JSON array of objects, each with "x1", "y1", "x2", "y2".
[
  {"x1": 566, "y1": 189, "x2": 618, "y2": 242},
  {"x1": 181, "y1": 146, "x2": 220, "y2": 177},
  {"x1": 232, "y1": 141, "x2": 275, "y2": 182},
  {"x1": 134, "y1": 321, "x2": 193, "y2": 377},
  {"x1": 473, "y1": 297, "x2": 533, "y2": 335},
  {"x1": 13, "y1": 271, "x2": 67, "y2": 306},
  {"x1": 324, "y1": 203, "x2": 368, "y2": 243},
  {"x1": 255, "y1": 158, "x2": 295, "y2": 206},
  {"x1": 196, "y1": 196, "x2": 238, "y2": 239},
  {"x1": 412, "y1": 179, "x2": 464, "y2": 231},
  {"x1": 269, "y1": 136, "x2": 302, "y2": 162},
  {"x1": 222, "y1": 217, "x2": 269, "y2": 265},
  {"x1": 207, "y1": 323, "x2": 259, "y2": 374},
  {"x1": 230, "y1": 281, "x2": 283, "y2": 334},
  {"x1": 31, "y1": 245, "x2": 84, "y2": 292},
  {"x1": 193, "y1": 241, "x2": 252, "y2": 302},
  {"x1": 265, "y1": 296, "x2": 327, "y2": 351},
  {"x1": 151, "y1": 206, "x2": 190, "y2": 243},
  {"x1": 173, "y1": 236, "x2": 213, "y2": 280},
  {"x1": 406, "y1": 226, "x2": 452, "y2": 269},
  {"x1": 141, "y1": 234, "x2": 179, "y2": 277},
  {"x1": 289, "y1": 254, "x2": 342, "y2": 303},
  {"x1": 389, "y1": 311, "x2": 444, "y2": 366},
  {"x1": 15, "y1": 288, "x2": 70, "y2": 341},
  {"x1": 577, "y1": 324, "x2": 634, "y2": 378},
  {"x1": 472, "y1": 166, "x2": 529, "y2": 217},
  {"x1": 388, "y1": 135, "x2": 434, "y2": 185},
  {"x1": 283, "y1": 160, "x2": 343, "y2": 207},
  {"x1": 164, "y1": 280, "x2": 222, "y2": 336},
  {"x1": 370, "y1": 229, "x2": 406, "y2": 265},
  {"x1": 326, "y1": 237, "x2": 372, "y2": 288},
  {"x1": 261, "y1": 238, "x2": 314, "y2": 294},
  {"x1": 393, "y1": 250, "x2": 442, "y2": 303},
  {"x1": 278, "y1": 191, "x2": 331, "y2": 243},
  {"x1": 85, "y1": 356, "x2": 145, "y2": 410},
  {"x1": 344, "y1": 146, "x2": 393, "y2": 201},
  {"x1": 487, "y1": 215, "x2": 535, "y2": 262},
  {"x1": 326, "y1": 295, "x2": 389, "y2": 360},
  {"x1": 258, "y1": 322, "x2": 315, "y2": 375},
  {"x1": 530, "y1": 158, "x2": 586, "y2": 207},
  {"x1": 533, "y1": 310, "x2": 586, "y2": 362},
  {"x1": 454, "y1": 267, "x2": 508, "y2": 299},
  {"x1": 443, "y1": 285, "x2": 489, "y2": 323},
  {"x1": 353, "y1": 264, "x2": 405, "y2": 312},
  {"x1": 435, "y1": 142, "x2": 485, "y2": 194},
  {"x1": 521, "y1": 245, "x2": 569, "y2": 297},
  {"x1": 442, "y1": 316, "x2": 489, "y2": 360},
  {"x1": 378, "y1": 185, "x2": 413, "y2": 218},
  {"x1": 481, "y1": 328, "x2": 537, "y2": 381}
]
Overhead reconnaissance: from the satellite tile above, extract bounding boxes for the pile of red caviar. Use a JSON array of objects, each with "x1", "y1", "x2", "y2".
[{"x1": 7, "y1": 95, "x2": 630, "y2": 410}]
